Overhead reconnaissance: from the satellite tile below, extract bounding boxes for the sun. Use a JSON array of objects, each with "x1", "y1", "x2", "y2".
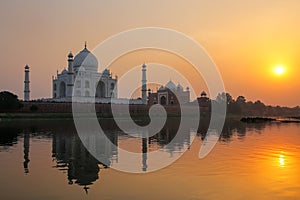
[{"x1": 273, "y1": 65, "x2": 286, "y2": 76}]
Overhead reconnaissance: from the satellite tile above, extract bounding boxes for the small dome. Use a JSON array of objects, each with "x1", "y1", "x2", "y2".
[
  {"x1": 165, "y1": 80, "x2": 176, "y2": 90},
  {"x1": 24, "y1": 64, "x2": 29, "y2": 69},
  {"x1": 102, "y1": 69, "x2": 110, "y2": 76},
  {"x1": 201, "y1": 91, "x2": 207, "y2": 97},
  {"x1": 68, "y1": 52, "x2": 73, "y2": 58},
  {"x1": 158, "y1": 86, "x2": 164, "y2": 91},
  {"x1": 177, "y1": 84, "x2": 183, "y2": 91},
  {"x1": 142, "y1": 63, "x2": 146, "y2": 68},
  {"x1": 73, "y1": 46, "x2": 98, "y2": 72},
  {"x1": 61, "y1": 69, "x2": 68, "y2": 75}
]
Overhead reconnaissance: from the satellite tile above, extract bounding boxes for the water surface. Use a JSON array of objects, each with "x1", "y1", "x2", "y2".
[{"x1": 0, "y1": 119, "x2": 299, "y2": 199}]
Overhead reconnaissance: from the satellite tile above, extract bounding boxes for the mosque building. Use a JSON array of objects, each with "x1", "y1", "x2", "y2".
[
  {"x1": 52, "y1": 43, "x2": 118, "y2": 103},
  {"x1": 148, "y1": 81, "x2": 190, "y2": 105}
]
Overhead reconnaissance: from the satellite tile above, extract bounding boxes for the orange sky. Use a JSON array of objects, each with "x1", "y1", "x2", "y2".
[{"x1": 0, "y1": 1, "x2": 299, "y2": 107}]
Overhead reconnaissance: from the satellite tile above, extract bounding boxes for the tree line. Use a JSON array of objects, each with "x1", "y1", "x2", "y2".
[{"x1": 214, "y1": 92, "x2": 300, "y2": 117}]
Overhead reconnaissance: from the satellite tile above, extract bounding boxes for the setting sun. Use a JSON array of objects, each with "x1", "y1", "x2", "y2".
[{"x1": 273, "y1": 65, "x2": 286, "y2": 76}]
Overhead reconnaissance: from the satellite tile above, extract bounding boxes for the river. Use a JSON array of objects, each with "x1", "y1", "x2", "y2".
[{"x1": 0, "y1": 118, "x2": 299, "y2": 199}]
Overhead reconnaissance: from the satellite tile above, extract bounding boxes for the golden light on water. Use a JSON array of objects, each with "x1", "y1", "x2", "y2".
[{"x1": 279, "y1": 154, "x2": 285, "y2": 167}]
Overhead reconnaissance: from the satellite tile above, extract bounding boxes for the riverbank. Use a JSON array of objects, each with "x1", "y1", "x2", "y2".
[
  {"x1": 240, "y1": 117, "x2": 300, "y2": 123},
  {"x1": 2, "y1": 112, "x2": 299, "y2": 121},
  {"x1": 0, "y1": 112, "x2": 201, "y2": 120},
  {"x1": 0, "y1": 113, "x2": 74, "y2": 119}
]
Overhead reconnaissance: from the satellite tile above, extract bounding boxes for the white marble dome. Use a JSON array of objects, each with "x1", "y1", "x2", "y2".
[{"x1": 73, "y1": 47, "x2": 98, "y2": 72}]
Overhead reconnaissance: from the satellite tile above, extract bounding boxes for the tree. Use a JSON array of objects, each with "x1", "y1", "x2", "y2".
[
  {"x1": 228, "y1": 101, "x2": 242, "y2": 114},
  {"x1": 216, "y1": 92, "x2": 227, "y2": 104},
  {"x1": 226, "y1": 93, "x2": 234, "y2": 104},
  {"x1": 0, "y1": 91, "x2": 23, "y2": 110},
  {"x1": 253, "y1": 100, "x2": 265, "y2": 111},
  {"x1": 236, "y1": 96, "x2": 246, "y2": 104}
]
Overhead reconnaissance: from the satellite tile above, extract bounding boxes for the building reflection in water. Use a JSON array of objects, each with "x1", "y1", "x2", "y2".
[
  {"x1": 51, "y1": 130, "x2": 118, "y2": 193},
  {"x1": 23, "y1": 132, "x2": 30, "y2": 174},
  {"x1": 0, "y1": 118, "x2": 272, "y2": 192},
  {"x1": 197, "y1": 118, "x2": 269, "y2": 142},
  {"x1": 142, "y1": 137, "x2": 147, "y2": 172},
  {"x1": 149, "y1": 117, "x2": 192, "y2": 155}
]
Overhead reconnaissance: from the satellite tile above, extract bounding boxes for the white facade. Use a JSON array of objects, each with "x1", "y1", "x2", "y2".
[{"x1": 52, "y1": 45, "x2": 118, "y2": 102}]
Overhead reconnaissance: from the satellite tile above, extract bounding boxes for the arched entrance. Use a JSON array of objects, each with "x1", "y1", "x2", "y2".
[
  {"x1": 160, "y1": 96, "x2": 167, "y2": 105},
  {"x1": 59, "y1": 82, "x2": 66, "y2": 98},
  {"x1": 96, "y1": 81, "x2": 105, "y2": 98}
]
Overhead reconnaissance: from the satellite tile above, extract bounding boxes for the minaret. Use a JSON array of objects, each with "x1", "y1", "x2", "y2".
[
  {"x1": 67, "y1": 52, "x2": 74, "y2": 97},
  {"x1": 141, "y1": 63, "x2": 147, "y2": 104},
  {"x1": 24, "y1": 65, "x2": 30, "y2": 101},
  {"x1": 67, "y1": 52, "x2": 74, "y2": 73}
]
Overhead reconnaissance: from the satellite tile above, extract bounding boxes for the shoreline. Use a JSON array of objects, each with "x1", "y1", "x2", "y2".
[
  {"x1": 0, "y1": 112, "x2": 186, "y2": 120},
  {"x1": 0, "y1": 112, "x2": 300, "y2": 123}
]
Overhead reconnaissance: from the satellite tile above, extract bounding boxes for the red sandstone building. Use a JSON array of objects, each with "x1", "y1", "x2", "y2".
[
  {"x1": 195, "y1": 91, "x2": 211, "y2": 113},
  {"x1": 148, "y1": 81, "x2": 190, "y2": 105}
]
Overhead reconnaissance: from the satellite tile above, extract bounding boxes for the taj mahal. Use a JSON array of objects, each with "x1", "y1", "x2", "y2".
[
  {"x1": 52, "y1": 43, "x2": 118, "y2": 103},
  {"x1": 23, "y1": 42, "x2": 196, "y2": 105}
]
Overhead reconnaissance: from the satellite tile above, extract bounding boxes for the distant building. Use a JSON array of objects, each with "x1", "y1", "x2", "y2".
[
  {"x1": 52, "y1": 43, "x2": 117, "y2": 102},
  {"x1": 196, "y1": 91, "x2": 211, "y2": 112},
  {"x1": 148, "y1": 81, "x2": 190, "y2": 105}
]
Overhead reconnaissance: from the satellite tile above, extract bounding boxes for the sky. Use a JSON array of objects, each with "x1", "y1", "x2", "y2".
[{"x1": 0, "y1": 0, "x2": 299, "y2": 107}]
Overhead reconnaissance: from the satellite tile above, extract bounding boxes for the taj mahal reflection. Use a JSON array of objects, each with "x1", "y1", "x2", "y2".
[
  {"x1": 49, "y1": 117, "x2": 193, "y2": 188},
  {"x1": 51, "y1": 130, "x2": 118, "y2": 193},
  {"x1": 0, "y1": 118, "x2": 265, "y2": 194}
]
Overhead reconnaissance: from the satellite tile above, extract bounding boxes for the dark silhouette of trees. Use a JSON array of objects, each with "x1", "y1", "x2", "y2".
[
  {"x1": 214, "y1": 92, "x2": 300, "y2": 117},
  {"x1": 236, "y1": 96, "x2": 246, "y2": 104},
  {"x1": 0, "y1": 91, "x2": 23, "y2": 110}
]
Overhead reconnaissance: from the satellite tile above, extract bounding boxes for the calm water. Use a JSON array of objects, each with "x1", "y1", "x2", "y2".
[{"x1": 0, "y1": 118, "x2": 300, "y2": 200}]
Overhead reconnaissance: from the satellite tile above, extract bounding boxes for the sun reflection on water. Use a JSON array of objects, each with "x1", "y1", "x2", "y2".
[{"x1": 279, "y1": 154, "x2": 285, "y2": 167}]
